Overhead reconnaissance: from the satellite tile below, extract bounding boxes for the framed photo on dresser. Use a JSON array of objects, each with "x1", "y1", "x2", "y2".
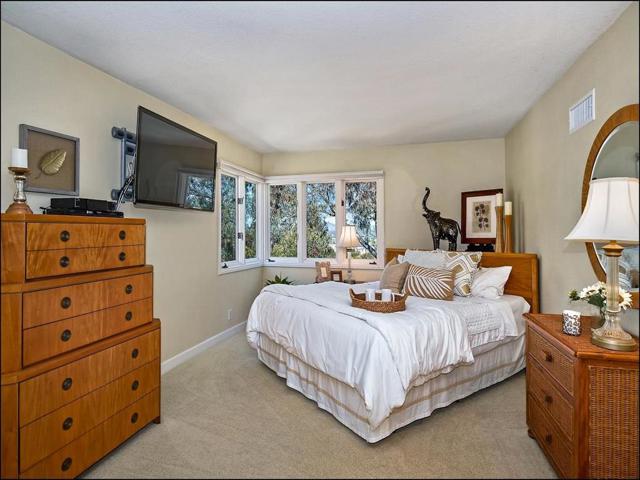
[{"x1": 461, "y1": 188, "x2": 503, "y2": 244}]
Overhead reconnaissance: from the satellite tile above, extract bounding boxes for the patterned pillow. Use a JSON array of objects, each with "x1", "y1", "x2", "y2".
[
  {"x1": 402, "y1": 264, "x2": 455, "y2": 301},
  {"x1": 442, "y1": 251, "x2": 483, "y2": 297},
  {"x1": 380, "y1": 258, "x2": 410, "y2": 293}
]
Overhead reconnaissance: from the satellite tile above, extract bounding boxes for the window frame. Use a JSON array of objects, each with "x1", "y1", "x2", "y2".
[
  {"x1": 217, "y1": 161, "x2": 265, "y2": 275},
  {"x1": 265, "y1": 171, "x2": 384, "y2": 270}
]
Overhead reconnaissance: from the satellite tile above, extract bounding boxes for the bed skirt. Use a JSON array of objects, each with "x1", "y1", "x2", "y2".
[{"x1": 255, "y1": 333, "x2": 525, "y2": 443}]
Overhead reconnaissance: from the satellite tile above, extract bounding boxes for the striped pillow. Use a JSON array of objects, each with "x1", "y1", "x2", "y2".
[{"x1": 402, "y1": 264, "x2": 455, "y2": 301}]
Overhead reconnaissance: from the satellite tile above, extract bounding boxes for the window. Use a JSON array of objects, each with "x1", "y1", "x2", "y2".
[
  {"x1": 306, "y1": 183, "x2": 336, "y2": 258},
  {"x1": 220, "y1": 174, "x2": 237, "y2": 263},
  {"x1": 266, "y1": 172, "x2": 384, "y2": 267},
  {"x1": 345, "y1": 181, "x2": 377, "y2": 260},
  {"x1": 269, "y1": 184, "x2": 298, "y2": 258},
  {"x1": 218, "y1": 162, "x2": 264, "y2": 273}
]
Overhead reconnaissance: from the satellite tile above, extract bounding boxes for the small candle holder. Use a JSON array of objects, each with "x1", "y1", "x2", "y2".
[
  {"x1": 504, "y1": 213, "x2": 513, "y2": 253},
  {"x1": 6, "y1": 167, "x2": 33, "y2": 214},
  {"x1": 495, "y1": 205, "x2": 504, "y2": 253}
]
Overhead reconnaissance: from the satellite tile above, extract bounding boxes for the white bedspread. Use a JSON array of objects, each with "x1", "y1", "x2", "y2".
[{"x1": 246, "y1": 281, "x2": 522, "y2": 428}]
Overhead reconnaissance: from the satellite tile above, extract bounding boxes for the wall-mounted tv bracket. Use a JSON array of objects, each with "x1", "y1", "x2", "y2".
[{"x1": 110, "y1": 126, "x2": 137, "y2": 206}]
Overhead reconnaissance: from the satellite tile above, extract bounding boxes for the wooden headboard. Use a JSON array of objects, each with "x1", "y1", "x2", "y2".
[{"x1": 385, "y1": 248, "x2": 540, "y2": 313}]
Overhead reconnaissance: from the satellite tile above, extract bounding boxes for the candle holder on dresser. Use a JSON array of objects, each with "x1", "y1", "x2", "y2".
[
  {"x1": 504, "y1": 201, "x2": 513, "y2": 253},
  {"x1": 5, "y1": 166, "x2": 33, "y2": 214}
]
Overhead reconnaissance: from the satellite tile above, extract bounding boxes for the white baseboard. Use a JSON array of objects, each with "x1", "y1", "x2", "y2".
[{"x1": 161, "y1": 321, "x2": 246, "y2": 375}]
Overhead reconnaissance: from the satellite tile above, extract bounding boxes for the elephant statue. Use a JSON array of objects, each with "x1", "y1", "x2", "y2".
[{"x1": 421, "y1": 187, "x2": 460, "y2": 251}]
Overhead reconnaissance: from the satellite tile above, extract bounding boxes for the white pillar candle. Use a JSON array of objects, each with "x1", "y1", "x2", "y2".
[
  {"x1": 504, "y1": 201, "x2": 512, "y2": 215},
  {"x1": 11, "y1": 148, "x2": 28, "y2": 168},
  {"x1": 496, "y1": 193, "x2": 503, "y2": 207}
]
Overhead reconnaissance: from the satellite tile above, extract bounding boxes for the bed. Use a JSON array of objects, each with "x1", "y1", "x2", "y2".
[{"x1": 246, "y1": 248, "x2": 539, "y2": 442}]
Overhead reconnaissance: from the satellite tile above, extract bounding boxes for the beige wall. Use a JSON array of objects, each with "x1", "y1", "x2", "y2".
[
  {"x1": 263, "y1": 138, "x2": 505, "y2": 284},
  {"x1": 1, "y1": 22, "x2": 264, "y2": 361},
  {"x1": 505, "y1": 3, "x2": 639, "y2": 332}
]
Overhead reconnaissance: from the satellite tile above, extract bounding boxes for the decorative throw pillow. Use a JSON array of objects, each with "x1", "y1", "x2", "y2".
[
  {"x1": 442, "y1": 251, "x2": 483, "y2": 297},
  {"x1": 380, "y1": 258, "x2": 410, "y2": 293},
  {"x1": 471, "y1": 266, "x2": 512, "y2": 299},
  {"x1": 402, "y1": 264, "x2": 455, "y2": 301},
  {"x1": 399, "y1": 249, "x2": 446, "y2": 269}
]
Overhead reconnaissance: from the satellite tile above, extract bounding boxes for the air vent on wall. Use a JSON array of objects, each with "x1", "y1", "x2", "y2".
[{"x1": 569, "y1": 89, "x2": 595, "y2": 133}]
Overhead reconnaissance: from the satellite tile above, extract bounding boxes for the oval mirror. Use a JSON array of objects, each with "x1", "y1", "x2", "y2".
[{"x1": 583, "y1": 104, "x2": 639, "y2": 306}]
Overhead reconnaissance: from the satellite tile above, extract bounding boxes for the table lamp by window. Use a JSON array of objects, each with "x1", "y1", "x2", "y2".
[
  {"x1": 565, "y1": 177, "x2": 639, "y2": 351},
  {"x1": 338, "y1": 225, "x2": 361, "y2": 283}
]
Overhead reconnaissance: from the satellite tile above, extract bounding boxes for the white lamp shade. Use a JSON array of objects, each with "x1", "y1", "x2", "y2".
[
  {"x1": 565, "y1": 177, "x2": 639, "y2": 244},
  {"x1": 338, "y1": 225, "x2": 361, "y2": 248}
]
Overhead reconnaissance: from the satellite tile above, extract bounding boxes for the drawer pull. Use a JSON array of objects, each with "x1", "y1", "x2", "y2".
[
  {"x1": 60, "y1": 296, "x2": 72, "y2": 309},
  {"x1": 61, "y1": 457, "x2": 73, "y2": 472},
  {"x1": 132, "y1": 348, "x2": 139, "y2": 359},
  {"x1": 59, "y1": 256, "x2": 70, "y2": 268},
  {"x1": 125, "y1": 311, "x2": 133, "y2": 321},
  {"x1": 125, "y1": 284, "x2": 134, "y2": 294},
  {"x1": 60, "y1": 329, "x2": 72, "y2": 342},
  {"x1": 544, "y1": 433, "x2": 553, "y2": 444},
  {"x1": 119, "y1": 230, "x2": 126, "y2": 240},
  {"x1": 131, "y1": 379, "x2": 140, "y2": 391},
  {"x1": 60, "y1": 230, "x2": 70, "y2": 242},
  {"x1": 62, "y1": 377, "x2": 73, "y2": 391},
  {"x1": 131, "y1": 412, "x2": 139, "y2": 424},
  {"x1": 119, "y1": 251, "x2": 127, "y2": 261},
  {"x1": 544, "y1": 394, "x2": 553, "y2": 404},
  {"x1": 543, "y1": 351, "x2": 553, "y2": 363},
  {"x1": 62, "y1": 417, "x2": 73, "y2": 431}
]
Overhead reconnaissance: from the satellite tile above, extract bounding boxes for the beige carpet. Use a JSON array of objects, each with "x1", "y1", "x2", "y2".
[{"x1": 83, "y1": 331, "x2": 556, "y2": 479}]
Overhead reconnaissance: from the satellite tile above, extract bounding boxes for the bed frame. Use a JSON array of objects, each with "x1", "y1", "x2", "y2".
[{"x1": 385, "y1": 248, "x2": 540, "y2": 313}]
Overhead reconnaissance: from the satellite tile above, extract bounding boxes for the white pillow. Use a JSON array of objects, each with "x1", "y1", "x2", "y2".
[
  {"x1": 471, "y1": 266, "x2": 512, "y2": 299},
  {"x1": 399, "y1": 249, "x2": 446, "y2": 269}
]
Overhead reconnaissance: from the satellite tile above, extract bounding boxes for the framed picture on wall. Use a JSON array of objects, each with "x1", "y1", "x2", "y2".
[
  {"x1": 19, "y1": 124, "x2": 80, "y2": 195},
  {"x1": 461, "y1": 188, "x2": 503, "y2": 244}
]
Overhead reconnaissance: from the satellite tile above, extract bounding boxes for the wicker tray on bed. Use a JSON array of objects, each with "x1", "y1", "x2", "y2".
[{"x1": 349, "y1": 289, "x2": 407, "y2": 313}]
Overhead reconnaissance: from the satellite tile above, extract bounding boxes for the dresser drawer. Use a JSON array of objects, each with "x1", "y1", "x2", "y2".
[
  {"x1": 23, "y1": 272, "x2": 152, "y2": 328},
  {"x1": 19, "y1": 330, "x2": 160, "y2": 425},
  {"x1": 20, "y1": 359, "x2": 159, "y2": 471},
  {"x1": 527, "y1": 326, "x2": 575, "y2": 395},
  {"x1": 26, "y1": 245, "x2": 145, "y2": 279},
  {"x1": 528, "y1": 394, "x2": 574, "y2": 478},
  {"x1": 27, "y1": 223, "x2": 144, "y2": 251},
  {"x1": 23, "y1": 299, "x2": 153, "y2": 366},
  {"x1": 21, "y1": 388, "x2": 159, "y2": 479},
  {"x1": 527, "y1": 356, "x2": 574, "y2": 440}
]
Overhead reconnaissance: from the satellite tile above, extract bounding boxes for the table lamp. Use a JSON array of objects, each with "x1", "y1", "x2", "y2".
[
  {"x1": 565, "y1": 177, "x2": 639, "y2": 351},
  {"x1": 338, "y1": 225, "x2": 361, "y2": 283}
]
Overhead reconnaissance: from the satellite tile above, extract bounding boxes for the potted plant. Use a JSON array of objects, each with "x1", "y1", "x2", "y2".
[{"x1": 265, "y1": 274, "x2": 294, "y2": 286}]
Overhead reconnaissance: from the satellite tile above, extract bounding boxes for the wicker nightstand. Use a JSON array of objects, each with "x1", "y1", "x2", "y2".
[{"x1": 525, "y1": 313, "x2": 638, "y2": 479}]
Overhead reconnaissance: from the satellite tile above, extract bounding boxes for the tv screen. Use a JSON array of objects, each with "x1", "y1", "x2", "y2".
[{"x1": 134, "y1": 106, "x2": 217, "y2": 211}]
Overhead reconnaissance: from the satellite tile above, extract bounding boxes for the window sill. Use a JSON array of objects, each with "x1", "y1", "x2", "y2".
[
  {"x1": 264, "y1": 262, "x2": 384, "y2": 271},
  {"x1": 218, "y1": 262, "x2": 263, "y2": 275}
]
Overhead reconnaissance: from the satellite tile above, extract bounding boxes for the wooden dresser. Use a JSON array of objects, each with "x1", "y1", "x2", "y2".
[
  {"x1": 1, "y1": 213, "x2": 161, "y2": 479},
  {"x1": 525, "y1": 313, "x2": 638, "y2": 479}
]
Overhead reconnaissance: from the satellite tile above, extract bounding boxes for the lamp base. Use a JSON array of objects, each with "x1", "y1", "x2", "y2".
[
  {"x1": 591, "y1": 313, "x2": 637, "y2": 352},
  {"x1": 5, "y1": 201, "x2": 33, "y2": 214}
]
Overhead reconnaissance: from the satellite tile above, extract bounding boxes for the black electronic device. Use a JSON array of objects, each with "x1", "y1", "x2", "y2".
[
  {"x1": 50, "y1": 198, "x2": 117, "y2": 212},
  {"x1": 41, "y1": 207, "x2": 124, "y2": 218}
]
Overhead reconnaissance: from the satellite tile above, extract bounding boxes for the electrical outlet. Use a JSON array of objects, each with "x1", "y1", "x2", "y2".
[{"x1": 227, "y1": 309, "x2": 232, "y2": 321}]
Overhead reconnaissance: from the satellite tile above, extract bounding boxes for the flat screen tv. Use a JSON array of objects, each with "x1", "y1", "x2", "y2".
[{"x1": 134, "y1": 106, "x2": 217, "y2": 211}]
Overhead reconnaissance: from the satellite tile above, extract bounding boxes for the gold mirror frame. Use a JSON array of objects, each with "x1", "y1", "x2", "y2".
[{"x1": 582, "y1": 103, "x2": 639, "y2": 308}]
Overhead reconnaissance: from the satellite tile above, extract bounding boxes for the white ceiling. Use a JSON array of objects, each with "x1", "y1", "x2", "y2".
[{"x1": 1, "y1": 1, "x2": 630, "y2": 153}]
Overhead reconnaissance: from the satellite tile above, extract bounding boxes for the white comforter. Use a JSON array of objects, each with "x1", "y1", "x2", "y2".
[{"x1": 246, "y1": 281, "x2": 521, "y2": 428}]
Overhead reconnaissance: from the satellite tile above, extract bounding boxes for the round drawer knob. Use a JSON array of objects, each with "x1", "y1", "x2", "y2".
[
  {"x1": 544, "y1": 434, "x2": 553, "y2": 444},
  {"x1": 61, "y1": 457, "x2": 72, "y2": 472},
  {"x1": 125, "y1": 311, "x2": 133, "y2": 321},
  {"x1": 62, "y1": 377, "x2": 73, "y2": 391},
  {"x1": 119, "y1": 230, "x2": 126, "y2": 240},
  {"x1": 131, "y1": 348, "x2": 139, "y2": 359},
  {"x1": 131, "y1": 412, "x2": 139, "y2": 424},
  {"x1": 62, "y1": 417, "x2": 73, "y2": 431},
  {"x1": 125, "y1": 284, "x2": 133, "y2": 294},
  {"x1": 544, "y1": 395, "x2": 553, "y2": 404},
  {"x1": 61, "y1": 297, "x2": 72, "y2": 309},
  {"x1": 59, "y1": 256, "x2": 70, "y2": 268},
  {"x1": 131, "y1": 380, "x2": 139, "y2": 391},
  {"x1": 119, "y1": 251, "x2": 127, "y2": 261},
  {"x1": 60, "y1": 230, "x2": 70, "y2": 242},
  {"x1": 543, "y1": 351, "x2": 553, "y2": 362},
  {"x1": 60, "y1": 329, "x2": 72, "y2": 342}
]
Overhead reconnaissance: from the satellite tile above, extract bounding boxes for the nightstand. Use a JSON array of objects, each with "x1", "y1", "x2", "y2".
[{"x1": 525, "y1": 313, "x2": 638, "y2": 479}]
